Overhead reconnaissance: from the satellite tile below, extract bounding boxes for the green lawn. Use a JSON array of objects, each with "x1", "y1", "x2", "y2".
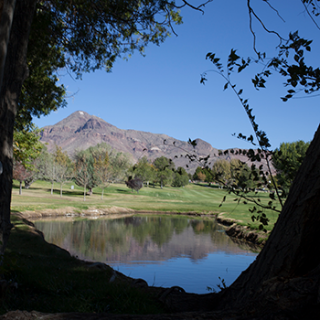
[{"x1": 11, "y1": 180, "x2": 281, "y2": 230}]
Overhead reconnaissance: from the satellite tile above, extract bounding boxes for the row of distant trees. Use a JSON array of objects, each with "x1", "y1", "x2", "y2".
[
  {"x1": 12, "y1": 125, "x2": 309, "y2": 197},
  {"x1": 193, "y1": 158, "x2": 261, "y2": 191},
  {"x1": 12, "y1": 128, "x2": 190, "y2": 198},
  {"x1": 128, "y1": 155, "x2": 190, "y2": 189},
  {"x1": 13, "y1": 141, "x2": 132, "y2": 200},
  {"x1": 192, "y1": 140, "x2": 310, "y2": 193}
]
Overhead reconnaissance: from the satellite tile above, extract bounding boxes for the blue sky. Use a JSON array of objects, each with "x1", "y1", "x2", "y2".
[{"x1": 33, "y1": 0, "x2": 320, "y2": 150}]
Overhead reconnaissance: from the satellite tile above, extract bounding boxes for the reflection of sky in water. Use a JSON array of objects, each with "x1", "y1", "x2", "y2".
[{"x1": 109, "y1": 252, "x2": 256, "y2": 294}]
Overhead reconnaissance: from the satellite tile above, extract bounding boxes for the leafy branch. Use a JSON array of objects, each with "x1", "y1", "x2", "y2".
[
  {"x1": 163, "y1": 138, "x2": 212, "y2": 169},
  {"x1": 201, "y1": 49, "x2": 285, "y2": 230}
]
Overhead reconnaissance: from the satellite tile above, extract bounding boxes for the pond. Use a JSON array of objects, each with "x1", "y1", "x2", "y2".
[{"x1": 33, "y1": 214, "x2": 259, "y2": 294}]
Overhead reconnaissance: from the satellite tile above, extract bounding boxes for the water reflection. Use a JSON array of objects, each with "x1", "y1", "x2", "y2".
[{"x1": 34, "y1": 214, "x2": 258, "y2": 293}]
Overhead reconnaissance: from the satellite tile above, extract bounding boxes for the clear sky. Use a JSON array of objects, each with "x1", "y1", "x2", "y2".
[{"x1": 33, "y1": 0, "x2": 320, "y2": 150}]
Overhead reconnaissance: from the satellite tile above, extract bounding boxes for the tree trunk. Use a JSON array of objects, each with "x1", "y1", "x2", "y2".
[
  {"x1": 19, "y1": 180, "x2": 21, "y2": 195},
  {"x1": 51, "y1": 181, "x2": 54, "y2": 195},
  {"x1": 0, "y1": 0, "x2": 16, "y2": 88},
  {"x1": 60, "y1": 183, "x2": 63, "y2": 197},
  {"x1": 24, "y1": 178, "x2": 34, "y2": 189},
  {"x1": 0, "y1": 0, "x2": 37, "y2": 254},
  {"x1": 216, "y1": 124, "x2": 320, "y2": 316}
]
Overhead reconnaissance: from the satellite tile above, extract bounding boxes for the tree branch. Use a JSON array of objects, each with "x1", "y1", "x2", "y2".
[
  {"x1": 176, "y1": 0, "x2": 213, "y2": 14},
  {"x1": 301, "y1": 0, "x2": 320, "y2": 30},
  {"x1": 247, "y1": 0, "x2": 286, "y2": 57}
]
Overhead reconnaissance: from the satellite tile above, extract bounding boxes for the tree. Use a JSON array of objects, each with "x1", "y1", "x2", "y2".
[
  {"x1": 212, "y1": 159, "x2": 231, "y2": 188},
  {"x1": 93, "y1": 150, "x2": 110, "y2": 200},
  {"x1": 53, "y1": 146, "x2": 74, "y2": 198},
  {"x1": 25, "y1": 146, "x2": 53, "y2": 189},
  {"x1": 273, "y1": 140, "x2": 310, "y2": 193},
  {"x1": 74, "y1": 153, "x2": 90, "y2": 202},
  {"x1": 153, "y1": 156, "x2": 175, "y2": 188},
  {"x1": 193, "y1": 166, "x2": 212, "y2": 182},
  {"x1": 197, "y1": 171, "x2": 206, "y2": 182},
  {"x1": 74, "y1": 149, "x2": 100, "y2": 195},
  {"x1": 43, "y1": 152, "x2": 56, "y2": 195},
  {"x1": 172, "y1": 166, "x2": 189, "y2": 187},
  {"x1": 130, "y1": 156, "x2": 155, "y2": 187},
  {"x1": 192, "y1": 166, "x2": 202, "y2": 181},
  {"x1": 12, "y1": 160, "x2": 32, "y2": 195},
  {"x1": 12, "y1": 126, "x2": 45, "y2": 190},
  {"x1": 203, "y1": 167, "x2": 214, "y2": 183},
  {"x1": 125, "y1": 177, "x2": 143, "y2": 194},
  {"x1": 109, "y1": 151, "x2": 132, "y2": 183},
  {"x1": 0, "y1": 0, "x2": 211, "y2": 253},
  {"x1": 14, "y1": 6, "x2": 66, "y2": 131},
  {"x1": 13, "y1": 125, "x2": 44, "y2": 171}
]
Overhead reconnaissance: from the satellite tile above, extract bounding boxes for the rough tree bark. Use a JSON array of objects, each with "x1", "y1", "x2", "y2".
[
  {"x1": 0, "y1": 0, "x2": 16, "y2": 88},
  {"x1": 216, "y1": 124, "x2": 320, "y2": 316},
  {"x1": 0, "y1": 0, "x2": 37, "y2": 253}
]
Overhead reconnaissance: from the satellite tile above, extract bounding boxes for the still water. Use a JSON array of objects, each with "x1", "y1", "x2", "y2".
[{"x1": 34, "y1": 214, "x2": 258, "y2": 294}]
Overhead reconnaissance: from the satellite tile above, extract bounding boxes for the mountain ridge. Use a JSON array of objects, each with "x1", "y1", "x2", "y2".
[{"x1": 39, "y1": 110, "x2": 266, "y2": 173}]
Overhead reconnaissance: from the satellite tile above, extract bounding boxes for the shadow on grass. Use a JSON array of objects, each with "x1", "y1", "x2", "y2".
[
  {"x1": 116, "y1": 189, "x2": 132, "y2": 193},
  {"x1": 193, "y1": 183, "x2": 220, "y2": 189},
  {"x1": 49, "y1": 189, "x2": 84, "y2": 196}
]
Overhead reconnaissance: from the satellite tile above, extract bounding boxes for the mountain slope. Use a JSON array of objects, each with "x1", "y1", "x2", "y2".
[{"x1": 40, "y1": 110, "x2": 267, "y2": 173}]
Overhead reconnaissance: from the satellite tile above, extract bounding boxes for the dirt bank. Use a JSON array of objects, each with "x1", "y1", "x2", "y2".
[{"x1": 217, "y1": 215, "x2": 269, "y2": 246}]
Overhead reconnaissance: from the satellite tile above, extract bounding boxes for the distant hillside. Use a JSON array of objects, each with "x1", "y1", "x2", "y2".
[{"x1": 40, "y1": 110, "x2": 270, "y2": 173}]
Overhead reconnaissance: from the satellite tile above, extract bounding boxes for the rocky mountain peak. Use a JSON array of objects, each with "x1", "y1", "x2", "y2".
[{"x1": 39, "y1": 111, "x2": 272, "y2": 173}]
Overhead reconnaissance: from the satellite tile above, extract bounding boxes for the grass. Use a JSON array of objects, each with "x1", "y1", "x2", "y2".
[
  {"x1": 11, "y1": 180, "x2": 281, "y2": 228},
  {"x1": 0, "y1": 214, "x2": 165, "y2": 314}
]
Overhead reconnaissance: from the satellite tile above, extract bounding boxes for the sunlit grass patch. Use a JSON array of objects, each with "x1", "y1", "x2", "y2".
[{"x1": 11, "y1": 180, "x2": 281, "y2": 227}]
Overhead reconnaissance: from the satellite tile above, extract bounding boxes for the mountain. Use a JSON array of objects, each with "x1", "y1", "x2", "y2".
[{"x1": 40, "y1": 110, "x2": 267, "y2": 173}]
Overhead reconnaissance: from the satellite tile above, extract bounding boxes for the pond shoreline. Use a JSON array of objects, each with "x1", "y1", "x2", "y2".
[
  {"x1": 20, "y1": 206, "x2": 267, "y2": 246},
  {"x1": 21, "y1": 206, "x2": 218, "y2": 219}
]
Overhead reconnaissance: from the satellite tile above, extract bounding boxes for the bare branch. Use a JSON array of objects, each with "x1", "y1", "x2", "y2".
[
  {"x1": 301, "y1": 0, "x2": 320, "y2": 30},
  {"x1": 263, "y1": 0, "x2": 285, "y2": 22},
  {"x1": 165, "y1": 7, "x2": 178, "y2": 36},
  {"x1": 247, "y1": 0, "x2": 286, "y2": 56},
  {"x1": 176, "y1": 0, "x2": 213, "y2": 14}
]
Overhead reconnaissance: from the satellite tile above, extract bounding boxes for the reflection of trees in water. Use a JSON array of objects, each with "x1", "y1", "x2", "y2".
[
  {"x1": 190, "y1": 219, "x2": 219, "y2": 235},
  {"x1": 34, "y1": 215, "x2": 255, "y2": 263},
  {"x1": 130, "y1": 216, "x2": 189, "y2": 247},
  {"x1": 149, "y1": 217, "x2": 174, "y2": 247},
  {"x1": 172, "y1": 217, "x2": 189, "y2": 235},
  {"x1": 35, "y1": 220, "x2": 73, "y2": 246}
]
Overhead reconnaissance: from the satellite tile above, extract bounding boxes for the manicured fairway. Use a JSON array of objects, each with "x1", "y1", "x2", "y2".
[{"x1": 11, "y1": 180, "x2": 281, "y2": 230}]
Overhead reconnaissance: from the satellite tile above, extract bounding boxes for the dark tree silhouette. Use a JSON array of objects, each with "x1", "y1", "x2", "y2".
[{"x1": 125, "y1": 178, "x2": 143, "y2": 194}]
